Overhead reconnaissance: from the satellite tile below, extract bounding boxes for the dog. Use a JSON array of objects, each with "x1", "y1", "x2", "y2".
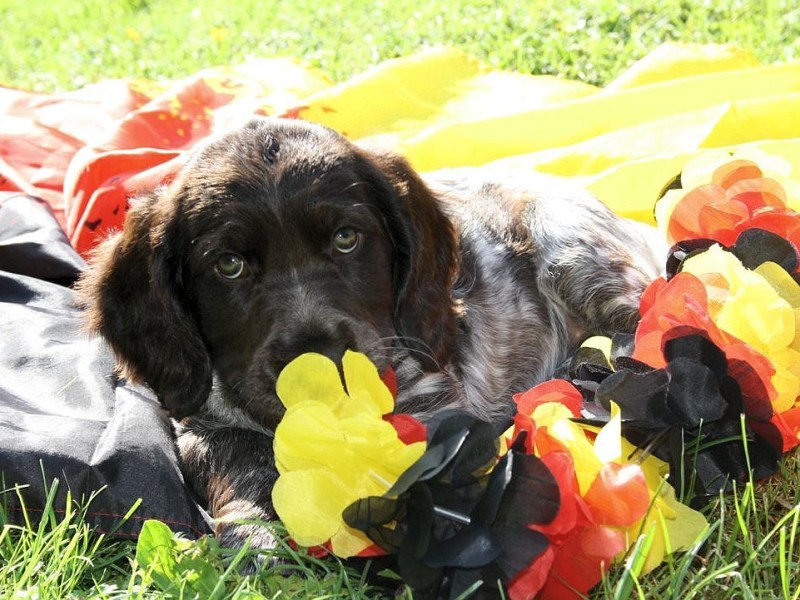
[{"x1": 77, "y1": 117, "x2": 664, "y2": 549}]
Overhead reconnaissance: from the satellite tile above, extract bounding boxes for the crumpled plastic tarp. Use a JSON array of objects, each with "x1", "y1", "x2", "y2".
[{"x1": 0, "y1": 193, "x2": 211, "y2": 539}]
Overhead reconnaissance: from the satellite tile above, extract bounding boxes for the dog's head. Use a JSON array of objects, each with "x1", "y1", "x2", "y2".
[{"x1": 78, "y1": 118, "x2": 459, "y2": 424}]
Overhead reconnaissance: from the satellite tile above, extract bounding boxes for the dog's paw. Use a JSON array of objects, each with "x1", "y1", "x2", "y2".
[{"x1": 216, "y1": 520, "x2": 282, "y2": 573}]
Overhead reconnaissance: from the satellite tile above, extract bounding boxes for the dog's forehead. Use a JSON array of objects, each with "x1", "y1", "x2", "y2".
[
  {"x1": 209, "y1": 119, "x2": 354, "y2": 177},
  {"x1": 175, "y1": 119, "x2": 381, "y2": 235},
  {"x1": 177, "y1": 120, "x2": 376, "y2": 215}
]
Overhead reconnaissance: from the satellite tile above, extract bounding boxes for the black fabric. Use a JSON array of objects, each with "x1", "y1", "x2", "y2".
[{"x1": 0, "y1": 193, "x2": 211, "y2": 539}]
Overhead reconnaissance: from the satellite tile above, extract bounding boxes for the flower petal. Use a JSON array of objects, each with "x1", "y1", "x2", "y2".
[
  {"x1": 514, "y1": 379, "x2": 583, "y2": 417},
  {"x1": 537, "y1": 526, "x2": 625, "y2": 599},
  {"x1": 593, "y1": 401, "x2": 622, "y2": 463},
  {"x1": 341, "y1": 349, "x2": 394, "y2": 416},
  {"x1": 329, "y1": 524, "x2": 374, "y2": 557},
  {"x1": 272, "y1": 469, "x2": 349, "y2": 547},
  {"x1": 625, "y1": 482, "x2": 709, "y2": 574},
  {"x1": 274, "y1": 402, "x2": 353, "y2": 473},
  {"x1": 276, "y1": 352, "x2": 346, "y2": 409},
  {"x1": 584, "y1": 463, "x2": 649, "y2": 527}
]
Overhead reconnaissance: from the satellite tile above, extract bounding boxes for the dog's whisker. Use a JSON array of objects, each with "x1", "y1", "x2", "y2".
[
  {"x1": 374, "y1": 350, "x2": 426, "y2": 378},
  {"x1": 379, "y1": 336, "x2": 442, "y2": 371}
]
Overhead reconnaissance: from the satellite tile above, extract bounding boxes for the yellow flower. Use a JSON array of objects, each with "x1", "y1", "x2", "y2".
[{"x1": 272, "y1": 351, "x2": 425, "y2": 557}]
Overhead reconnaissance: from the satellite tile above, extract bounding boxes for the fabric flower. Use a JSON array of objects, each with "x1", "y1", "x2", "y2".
[
  {"x1": 578, "y1": 334, "x2": 782, "y2": 499},
  {"x1": 680, "y1": 245, "x2": 800, "y2": 413},
  {"x1": 508, "y1": 381, "x2": 708, "y2": 599},
  {"x1": 344, "y1": 410, "x2": 561, "y2": 596},
  {"x1": 651, "y1": 150, "x2": 800, "y2": 452},
  {"x1": 271, "y1": 351, "x2": 426, "y2": 557},
  {"x1": 656, "y1": 150, "x2": 800, "y2": 264},
  {"x1": 639, "y1": 237, "x2": 800, "y2": 451}
]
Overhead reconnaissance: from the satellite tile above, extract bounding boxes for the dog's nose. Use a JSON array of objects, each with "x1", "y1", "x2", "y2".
[{"x1": 268, "y1": 325, "x2": 356, "y2": 375}]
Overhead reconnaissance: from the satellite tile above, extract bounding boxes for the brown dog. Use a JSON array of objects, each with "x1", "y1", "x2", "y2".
[{"x1": 78, "y1": 117, "x2": 663, "y2": 548}]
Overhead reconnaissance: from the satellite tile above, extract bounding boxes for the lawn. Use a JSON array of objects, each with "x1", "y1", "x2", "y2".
[
  {"x1": 2, "y1": 0, "x2": 800, "y2": 91},
  {"x1": 2, "y1": 0, "x2": 800, "y2": 598}
]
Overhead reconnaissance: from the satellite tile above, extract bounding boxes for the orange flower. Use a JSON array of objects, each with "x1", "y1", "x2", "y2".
[
  {"x1": 508, "y1": 382, "x2": 707, "y2": 599},
  {"x1": 657, "y1": 151, "x2": 800, "y2": 262}
]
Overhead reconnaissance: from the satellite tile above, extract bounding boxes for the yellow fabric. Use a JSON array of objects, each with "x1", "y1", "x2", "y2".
[
  {"x1": 283, "y1": 43, "x2": 800, "y2": 225},
  {"x1": 263, "y1": 41, "x2": 789, "y2": 566},
  {"x1": 604, "y1": 43, "x2": 760, "y2": 90}
]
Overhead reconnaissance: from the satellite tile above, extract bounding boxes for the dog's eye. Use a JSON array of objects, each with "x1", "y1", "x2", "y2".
[
  {"x1": 216, "y1": 253, "x2": 246, "y2": 279},
  {"x1": 332, "y1": 228, "x2": 360, "y2": 254}
]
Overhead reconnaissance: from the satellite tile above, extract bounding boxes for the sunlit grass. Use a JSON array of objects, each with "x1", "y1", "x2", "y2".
[
  {"x1": 1, "y1": 0, "x2": 799, "y2": 92},
  {"x1": 2, "y1": 453, "x2": 798, "y2": 598},
  {"x1": 594, "y1": 449, "x2": 800, "y2": 599}
]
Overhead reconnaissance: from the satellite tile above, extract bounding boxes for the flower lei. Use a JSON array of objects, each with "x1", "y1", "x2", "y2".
[{"x1": 271, "y1": 149, "x2": 800, "y2": 599}]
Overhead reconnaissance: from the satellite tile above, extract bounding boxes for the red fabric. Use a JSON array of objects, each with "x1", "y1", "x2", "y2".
[
  {"x1": 766, "y1": 407, "x2": 800, "y2": 452},
  {"x1": 632, "y1": 272, "x2": 787, "y2": 445},
  {"x1": 384, "y1": 413, "x2": 427, "y2": 445},
  {"x1": 535, "y1": 525, "x2": 625, "y2": 600},
  {"x1": 513, "y1": 379, "x2": 583, "y2": 418},
  {"x1": 583, "y1": 463, "x2": 649, "y2": 528},
  {"x1": 508, "y1": 451, "x2": 627, "y2": 600},
  {"x1": 62, "y1": 75, "x2": 248, "y2": 254},
  {"x1": 380, "y1": 365, "x2": 398, "y2": 398},
  {"x1": 0, "y1": 81, "x2": 151, "y2": 224},
  {"x1": 0, "y1": 70, "x2": 303, "y2": 255}
]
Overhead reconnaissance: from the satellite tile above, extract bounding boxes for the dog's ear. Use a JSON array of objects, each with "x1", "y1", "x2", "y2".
[
  {"x1": 77, "y1": 192, "x2": 212, "y2": 419},
  {"x1": 360, "y1": 149, "x2": 460, "y2": 370}
]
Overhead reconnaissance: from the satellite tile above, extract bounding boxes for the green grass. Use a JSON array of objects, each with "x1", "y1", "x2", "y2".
[
  {"x1": 594, "y1": 450, "x2": 800, "y2": 600},
  {"x1": 2, "y1": 453, "x2": 799, "y2": 599},
  {"x1": 1, "y1": 0, "x2": 800, "y2": 92},
  {"x1": 0, "y1": 479, "x2": 406, "y2": 599},
  {"x1": 2, "y1": 0, "x2": 800, "y2": 597}
]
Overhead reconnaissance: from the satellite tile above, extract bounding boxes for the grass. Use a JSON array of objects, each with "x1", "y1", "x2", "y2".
[
  {"x1": 1, "y1": 0, "x2": 800, "y2": 92},
  {"x1": 593, "y1": 450, "x2": 800, "y2": 600},
  {"x1": 2, "y1": 452, "x2": 799, "y2": 599},
  {"x1": 2, "y1": 0, "x2": 800, "y2": 597},
  {"x1": 0, "y1": 479, "x2": 404, "y2": 599}
]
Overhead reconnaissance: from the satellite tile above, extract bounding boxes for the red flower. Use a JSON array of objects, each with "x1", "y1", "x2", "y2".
[
  {"x1": 635, "y1": 275, "x2": 776, "y2": 392},
  {"x1": 507, "y1": 382, "x2": 676, "y2": 599},
  {"x1": 509, "y1": 452, "x2": 626, "y2": 600}
]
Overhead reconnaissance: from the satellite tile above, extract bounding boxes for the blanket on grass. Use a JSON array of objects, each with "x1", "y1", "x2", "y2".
[{"x1": 2, "y1": 42, "x2": 800, "y2": 598}]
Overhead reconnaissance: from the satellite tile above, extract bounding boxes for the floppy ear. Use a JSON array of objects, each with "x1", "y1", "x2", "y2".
[
  {"x1": 361, "y1": 149, "x2": 460, "y2": 370},
  {"x1": 76, "y1": 192, "x2": 212, "y2": 419}
]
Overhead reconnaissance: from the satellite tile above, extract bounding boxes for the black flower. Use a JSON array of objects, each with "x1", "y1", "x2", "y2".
[{"x1": 343, "y1": 410, "x2": 560, "y2": 597}]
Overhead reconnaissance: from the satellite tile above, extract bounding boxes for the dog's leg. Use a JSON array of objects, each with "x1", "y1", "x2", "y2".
[
  {"x1": 525, "y1": 191, "x2": 666, "y2": 336},
  {"x1": 175, "y1": 421, "x2": 280, "y2": 553}
]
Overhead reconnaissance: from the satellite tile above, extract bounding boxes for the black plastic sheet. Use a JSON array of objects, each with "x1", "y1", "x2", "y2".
[{"x1": 0, "y1": 193, "x2": 211, "y2": 539}]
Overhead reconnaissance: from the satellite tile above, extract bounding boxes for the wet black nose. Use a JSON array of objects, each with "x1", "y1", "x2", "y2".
[{"x1": 267, "y1": 324, "x2": 357, "y2": 375}]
